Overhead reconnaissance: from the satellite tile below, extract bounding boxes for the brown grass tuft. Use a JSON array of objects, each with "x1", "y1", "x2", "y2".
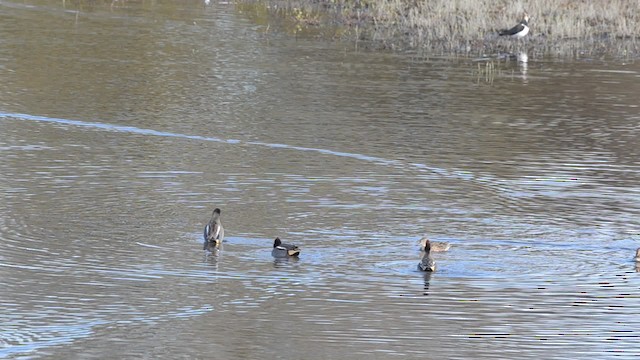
[{"x1": 238, "y1": 0, "x2": 640, "y2": 56}]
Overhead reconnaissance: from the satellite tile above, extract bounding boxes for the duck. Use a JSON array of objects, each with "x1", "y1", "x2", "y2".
[
  {"x1": 203, "y1": 208, "x2": 224, "y2": 250},
  {"x1": 635, "y1": 248, "x2": 640, "y2": 262},
  {"x1": 271, "y1": 237, "x2": 300, "y2": 258},
  {"x1": 499, "y1": 13, "x2": 530, "y2": 38},
  {"x1": 419, "y1": 236, "x2": 451, "y2": 252},
  {"x1": 418, "y1": 239, "x2": 436, "y2": 272}
]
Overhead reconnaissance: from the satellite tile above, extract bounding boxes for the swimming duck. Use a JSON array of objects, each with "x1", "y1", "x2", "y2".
[
  {"x1": 635, "y1": 248, "x2": 640, "y2": 262},
  {"x1": 418, "y1": 239, "x2": 436, "y2": 272},
  {"x1": 271, "y1": 237, "x2": 300, "y2": 258},
  {"x1": 419, "y1": 236, "x2": 451, "y2": 252},
  {"x1": 499, "y1": 13, "x2": 530, "y2": 38},
  {"x1": 203, "y1": 208, "x2": 224, "y2": 250}
]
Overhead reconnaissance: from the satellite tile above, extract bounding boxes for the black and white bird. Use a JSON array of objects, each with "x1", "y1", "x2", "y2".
[
  {"x1": 203, "y1": 208, "x2": 224, "y2": 250},
  {"x1": 499, "y1": 13, "x2": 530, "y2": 38}
]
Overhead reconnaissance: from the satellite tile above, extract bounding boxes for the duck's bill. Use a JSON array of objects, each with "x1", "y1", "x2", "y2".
[{"x1": 288, "y1": 250, "x2": 300, "y2": 257}]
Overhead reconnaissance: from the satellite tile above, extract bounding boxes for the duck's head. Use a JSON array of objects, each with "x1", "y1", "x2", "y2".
[
  {"x1": 211, "y1": 208, "x2": 221, "y2": 220},
  {"x1": 423, "y1": 239, "x2": 432, "y2": 253},
  {"x1": 274, "y1": 237, "x2": 282, "y2": 248},
  {"x1": 522, "y1": 12, "x2": 530, "y2": 24}
]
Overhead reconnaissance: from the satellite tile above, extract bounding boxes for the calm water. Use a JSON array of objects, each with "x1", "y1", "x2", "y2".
[{"x1": 1, "y1": 1, "x2": 640, "y2": 358}]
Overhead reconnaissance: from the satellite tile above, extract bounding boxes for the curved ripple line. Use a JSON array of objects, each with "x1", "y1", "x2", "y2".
[
  {"x1": 0, "y1": 320, "x2": 108, "y2": 358},
  {"x1": 0, "y1": 112, "x2": 423, "y2": 168},
  {"x1": 0, "y1": 112, "x2": 235, "y2": 144},
  {"x1": 0, "y1": 111, "x2": 570, "y2": 215},
  {"x1": 247, "y1": 140, "x2": 402, "y2": 165}
]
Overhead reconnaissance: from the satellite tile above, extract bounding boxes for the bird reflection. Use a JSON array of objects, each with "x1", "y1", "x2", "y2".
[
  {"x1": 273, "y1": 256, "x2": 300, "y2": 268},
  {"x1": 203, "y1": 243, "x2": 221, "y2": 271},
  {"x1": 203, "y1": 241, "x2": 221, "y2": 255},
  {"x1": 496, "y1": 51, "x2": 528, "y2": 82},
  {"x1": 422, "y1": 272, "x2": 432, "y2": 296},
  {"x1": 517, "y1": 52, "x2": 528, "y2": 82}
]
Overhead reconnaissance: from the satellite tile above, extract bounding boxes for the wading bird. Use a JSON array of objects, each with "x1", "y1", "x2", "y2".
[{"x1": 499, "y1": 13, "x2": 530, "y2": 38}]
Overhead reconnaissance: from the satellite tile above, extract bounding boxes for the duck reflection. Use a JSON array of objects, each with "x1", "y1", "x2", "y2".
[
  {"x1": 203, "y1": 242, "x2": 221, "y2": 271},
  {"x1": 273, "y1": 255, "x2": 300, "y2": 268},
  {"x1": 203, "y1": 241, "x2": 221, "y2": 254},
  {"x1": 422, "y1": 272, "x2": 432, "y2": 296}
]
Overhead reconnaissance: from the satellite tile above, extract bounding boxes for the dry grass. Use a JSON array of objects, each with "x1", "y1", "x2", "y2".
[
  {"x1": 371, "y1": 0, "x2": 640, "y2": 39},
  {"x1": 49, "y1": 0, "x2": 640, "y2": 56},
  {"x1": 239, "y1": 0, "x2": 640, "y2": 56}
]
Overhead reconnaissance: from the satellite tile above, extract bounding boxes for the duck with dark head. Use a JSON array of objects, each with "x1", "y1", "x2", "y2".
[
  {"x1": 203, "y1": 208, "x2": 224, "y2": 250},
  {"x1": 418, "y1": 239, "x2": 436, "y2": 272},
  {"x1": 271, "y1": 237, "x2": 301, "y2": 258}
]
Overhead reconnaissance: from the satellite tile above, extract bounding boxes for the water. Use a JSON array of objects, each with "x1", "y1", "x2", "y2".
[{"x1": 1, "y1": 1, "x2": 640, "y2": 358}]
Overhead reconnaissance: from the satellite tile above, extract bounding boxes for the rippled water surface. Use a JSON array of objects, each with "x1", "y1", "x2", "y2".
[{"x1": 1, "y1": 1, "x2": 640, "y2": 358}]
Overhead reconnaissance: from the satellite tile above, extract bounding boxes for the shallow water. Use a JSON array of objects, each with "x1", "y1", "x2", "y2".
[{"x1": 1, "y1": 1, "x2": 640, "y2": 358}]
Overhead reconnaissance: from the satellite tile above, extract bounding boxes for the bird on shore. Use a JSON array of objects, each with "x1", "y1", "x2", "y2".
[
  {"x1": 499, "y1": 13, "x2": 530, "y2": 38},
  {"x1": 418, "y1": 239, "x2": 436, "y2": 272},
  {"x1": 272, "y1": 237, "x2": 301, "y2": 258},
  {"x1": 419, "y1": 236, "x2": 451, "y2": 252},
  {"x1": 203, "y1": 208, "x2": 224, "y2": 250}
]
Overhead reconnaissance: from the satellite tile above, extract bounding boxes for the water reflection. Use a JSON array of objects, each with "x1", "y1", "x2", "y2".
[
  {"x1": 203, "y1": 241, "x2": 221, "y2": 253},
  {"x1": 273, "y1": 256, "x2": 300, "y2": 267},
  {"x1": 473, "y1": 51, "x2": 529, "y2": 84},
  {"x1": 1, "y1": 0, "x2": 640, "y2": 358},
  {"x1": 422, "y1": 272, "x2": 432, "y2": 296},
  {"x1": 517, "y1": 52, "x2": 528, "y2": 82}
]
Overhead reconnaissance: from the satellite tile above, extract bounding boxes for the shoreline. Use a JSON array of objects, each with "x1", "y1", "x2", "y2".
[{"x1": 236, "y1": 0, "x2": 640, "y2": 58}]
